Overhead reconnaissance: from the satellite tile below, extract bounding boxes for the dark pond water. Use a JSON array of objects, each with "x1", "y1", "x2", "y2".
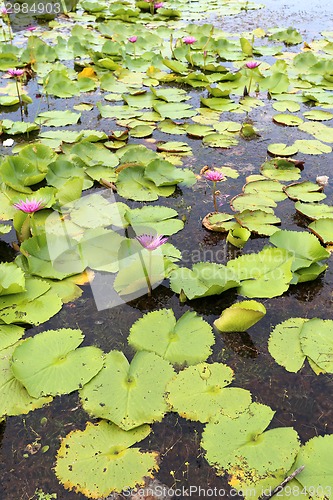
[{"x1": 0, "y1": 0, "x2": 333, "y2": 499}]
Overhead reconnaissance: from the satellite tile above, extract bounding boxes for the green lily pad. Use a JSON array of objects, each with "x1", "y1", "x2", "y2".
[
  {"x1": 186, "y1": 124, "x2": 214, "y2": 138},
  {"x1": 235, "y1": 209, "x2": 281, "y2": 236},
  {"x1": 129, "y1": 125, "x2": 154, "y2": 138},
  {"x1": 293, "y1": 140, "x2": 332, "y2": 155},
  {"x1": 214, "y1": 300, "x2": 266, "y2": 333},
  {"x1": 267, "y1": 143, "x2": 299, "y2": 156},
  {"x1": 202, "y1": 133, "x2": 238, "y2": 148},
  {"x1": 269, "y1": 27, "x2": 302, "y2": 45},
  {"x1": 231, "y1": 194, "x2": 276, "y2": 212},
  {"x1": 309, "y1": 218, "x2": 333, "y2": 244},
  {"x1": 11, "y1": 328, "x2": 104, "y2": 397},
  {"x1": 1, "y1": 120, "x2": 40, "y2": 135},
  {"x1": 153, "y1": 101, "x2": 196, "y2": 120},
  {"x1": 270, "y1": 230, "x2": 329, "y2": 271},
  {"x1": 272, "y1": 101, "x2": 301, "y2": 112},
  {"x1": 169, "y1": 262, "x2": 240, "y2": 300},
  {"x1": 291, "y1": 435, "x2": 333, "y2": 499},
  {"x1": 116, "y1": 166, "x2": 175, "y2": 201},
  {"x1": 55, "y1": 421, "x2": 158, "y2": 497},
  {"x1": 125, "y1": 206, "x2": 184, "y2": 236},
  {"x1": 269, "y1": 318, "x2": 333, "y2": 374},
  {"x1": 202, "y1": 402, "x2": 300, "y2": 496},
  {"x1": 226, "y1": 224, "x2": 251, "y2": 248},
  {"x1": 299, "y1": 122, "x2": 333, "y2": 143},
  {"x1": 295, "y1": 202, "x2": 333, "y2": 220},
  {"x1": 0, "y1": 324, "x2": 25, "y2": 351},
  {"x1": 0, "y1": 290, "x2": 62, "y2": 326},
  {"x1": 202, "y1": 212, "x2": 236, "y2": 233},
  {"x1": 0, "y1": 263, "x2": 25, "y2": 296},
  {"x1": 268, "y1": 318, "x2": 307, "y2": 373},
  {"x1": 0, "y1": 343, "x2": 52, "y2": 418},
  {"x1": 227, "y1": 247, "x2": 293, "y2": 298},
  {"x1": 145, "y1": 159, "x2": 196, "y2": 187},
  {"x1": 36, "y1": 110, "x2": 81, "y2": 127},
  {"x1": 166, "y1": 362, "x2": 252, "y2": 422},
  {"x1": 261, "y1": 158, "x2": 302, "y2": 181},
  {"x1": 284, "y1": 181, "x2": 326, "y2": 202},
  {"x1": 80, "y1": 350, "x2": 174, "y2": 430},
  {"x1": 243, "y1": 179, "x2": 287, "y2": 202},
  {"x1": 273, "y1": 114, "x2": 303, "y2": 126},
  {"x1": 128, "y1": 309, "x2": 214, "y2": 365},
  {"x1": 303, "y1": 110, "x2": 333, "y2": 121}
]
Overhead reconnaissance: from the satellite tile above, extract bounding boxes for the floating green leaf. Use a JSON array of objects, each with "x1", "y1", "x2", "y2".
[
  {"x1": 80, "y1": 350, "x2": 174, "y2": 430},
  {"x1": 261, "y1": 158, "x2": 302, "y2": 181},
  {"x1": 0, "y1": 263, "x2": 25, "y2": 296},
  {"x1": 309, "y1": 218, "x2": 333, "y2": 244},
  {"x1": 55, "y1": 421, "x2": 158, "y2": 498},
  {"x1": 284, "y1": 181, "x2": 326, "y2": 202},
  {"x1": 169, "y1": 262, "x2": 240, "y2": 300},
  {"x1": 227, "y1": 247, "x2": 293, "y2": 298},
  {"x1": 214, "y1": 300, "x2": 266, "y2": 333},
  {"x1": 166, "y1": 362, "x2": 252, "y2": 422},
  {"x1": 0, "y1": 324, "x2": 25, "y2": 351},
  {"x1": 243, "y1": 179, "x2": 287, "y2": 202},
  {"x1": 235, "y1": 209, "x2": 281, "y2": 236},
  {"x1": 267, "y1": 143, "x2": 298, "y2": 156},
  {"x1": 0, "y1": 343, "x2": 52, "y2": 418},
  {"x1": 125, "y1": 206, "x2": 184, "y2": 236},
  {"x1": 303, "y1": 110, "x2": 333, "y2": 121},
  {"x1": 11, "y1": 328, "x2": 104, "y2": 397},
  {"x1": 295, "y1": 202, "x2": 333, "y2": 220},
  {"x1": 270, "y1": 230, "x2": 329, "y2": 271},
  {"x1": 128, "y1": 309, "x2": 214, "y2": 365},
  {"x1": 36, "y1": 110, "x2": 81, "y2": 127},
  {"x1": 293, "y1": 140, "x2": 332, "y2": 155},
  {"x1": 202, "y1": 402, "x2": 300, "y2": 497},
  {"x1": 273, "y1": 114, "x2": 303, "y2": 126}
]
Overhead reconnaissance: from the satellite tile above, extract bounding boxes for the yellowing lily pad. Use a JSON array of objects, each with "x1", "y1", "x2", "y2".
[
  {"x1": 55, "y1": 421, "x2": 158, "y2": 498},
  {"x1": 214, "y1": 300, "x2": 266, "y2": 332}
]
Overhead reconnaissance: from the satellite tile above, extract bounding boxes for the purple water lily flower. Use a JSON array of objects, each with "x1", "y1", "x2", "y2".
[
  {"x1": 13, "y1": 198, "x2": 45, "y2": 213},
  {"x1": 7, "y1": 68, "x2": 24, "y2": 78},
  {"x1": 183, "y1": 36, "x2": 196, "y2": 45},
  {"x1": 136, "y1": 234, "x2": 168, "y2": 251},
  {"x1": 245, "y1": 61, "x2": 261, "y2": 69},
  {"x1": 204, "y1": 170, "x2": 225, "y2": 182},
  {"x1": 128, "y1": 36, "x2": 138, "y2": 43}
]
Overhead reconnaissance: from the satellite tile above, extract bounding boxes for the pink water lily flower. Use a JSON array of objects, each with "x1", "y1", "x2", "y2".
[
  {"x1": 136, "y1": 234, "x2": 168, "y2": 251},
  {"x1": 13, "y1": 198, "x2": 45, "y2": 213},
  {"x1": 7, "y1": 68, "x2": 24, "y2": 78},
  {"x1": 245, "y1": 61, "x2": 261, "y2": 69},
  {"x1": 0, "y1": 6, "x2": 10, "y2": 15},
  {"x1": 154, "y1": 2, "x2": 164, "y2": 8},
  {"x1": 26, "y1": 26, "x2": 37, "y2": 31},
  {"x1": 204, "y1": 170, "x2": 225, "y2": 182},
  {"x1": 183, "y1": 36, "x2": 196, "y2": 45},
  {"x1": 128, "y1": 36, "x2": 138, "y2": 43}
]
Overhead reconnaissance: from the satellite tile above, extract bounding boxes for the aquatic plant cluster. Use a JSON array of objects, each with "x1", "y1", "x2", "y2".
[{"x1": 0, "y1": 0, "x2": 333, "y2": 497}]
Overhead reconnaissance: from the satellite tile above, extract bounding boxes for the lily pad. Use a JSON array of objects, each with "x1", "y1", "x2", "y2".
[
  {"x1": 166, "y1": 362, "x2": 252, "y2": 422},
  {"x1": 11, "y1": 328, "x2": 104, "y2": 397},
  {"x1": 169, "y1": 262, "x2": 240, "y2": 300},
  {"x1": 202, "y1": 402, "x2": 300, "y2": 496},
  {"x1": 243, "y1": 179, "x2": 287, "y2": 202},
  {"x1": 0, "y1": 263, "x2": 25, "y2": 296},
  {"x1": 284, "y1": 181, "x2": 326, "y2": 202},
  {"x1": 36, "y1": 110, "x2": 81, "y2": 127},
  {"x1": 235, "y1": 209, "x2": 281, "y2": 236},
  {"x1": 55, "y1": 421, "x2": 158, "y2": 498},
  {"x1": 214, "y1": 300, "x2": 266, "y2": 333},
  {"x1": 273, "y1": 114, "x2": 303, "y2": 126},
  {"x1": 295, "y1": 202, "x2": 333, "y2": 220},
  {"x1": 267, "y1": 143, "x2": 299, "y2": 156},
  {"x1": 128, "y1": 309, "x2": 214, "y2": 365},
  {"x1": 261, "y1": 158, "x2": 302, "y2": 181},
  {"x1": 202, "y1": 212, "x2": 236, "y2": 233},
  {"x1": 227, "y1": 247, "x2": 293, "y2": 298},
  {"x1": 0, "y1": 324, "x2": 25, "y2": 351},
  {"x1": 80, "y1": 350, "x2": 174, "y2": 430},
  {"x1": 291, "y1": 435, "x2": 333, "y2": 499},
  {"x1": 303, "y1": 110, "x2": 333, "y2": 121},
  {"x1": 293, "y1": 140, "x2": 332, "y2": 155},
  {"x1": 270, "y1": 230, "x2": 329, "y2": 271},
  {"x1": 125, "y1": 206, "x2": 184, "y2": 236},
  {"x1": 0, "y1": 343, "x2": 52, "y2": 418},
  {"x1": 116, "y1": 166, "x2": 175, "y2": 201},
  {"x1": 268, "y1": 318, "x2": 307, "y2": 373},
  {"x1": 231, "y1": 194, "x2": 276, "y2": 213},
  {"x1": 309, "y1": 218, "x2": 333, "y2": 244}
]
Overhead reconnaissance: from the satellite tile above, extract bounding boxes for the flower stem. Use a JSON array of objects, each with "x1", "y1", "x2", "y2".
[
  {"x1": 248, "y1": 75, "x2": 253, "y2": 95},
  {"x1": 138, "y1": 251, "x2": 152, "y2": 297},
  {"x1": 14, "y1": 77, "x2": 23, "y2": 121},
  {"x1": 213, "y1": 182, "x2": 218, "y2": 212}
]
